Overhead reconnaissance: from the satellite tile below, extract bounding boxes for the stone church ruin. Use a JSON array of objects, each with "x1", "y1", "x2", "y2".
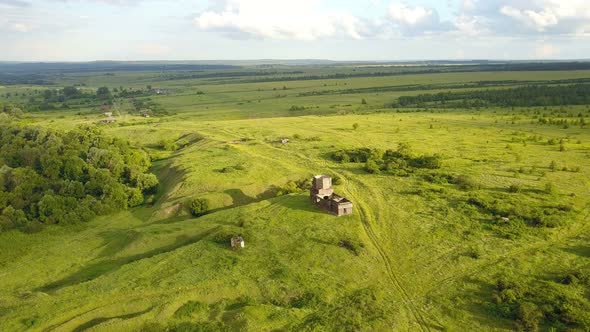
[{"x1": 310, "y1": 175, "x2": 353, "y2": 216}]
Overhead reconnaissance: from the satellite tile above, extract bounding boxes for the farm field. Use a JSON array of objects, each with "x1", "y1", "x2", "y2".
[{"x1": 0, "y1": 63, "x2": 589, "y2": 331}]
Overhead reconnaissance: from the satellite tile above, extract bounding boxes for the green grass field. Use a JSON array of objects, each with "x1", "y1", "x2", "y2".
[{"x1": 1, "y1": 66, "x2": 589, "y2": 331}]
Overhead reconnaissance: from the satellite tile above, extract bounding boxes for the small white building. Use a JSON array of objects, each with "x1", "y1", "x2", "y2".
[{"x1": 231, "y1": 236, "x2": 245, "y2": 249}]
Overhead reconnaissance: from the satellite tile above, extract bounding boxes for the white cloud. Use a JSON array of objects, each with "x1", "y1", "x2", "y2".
[
  {"x1": 388, "y1": 3, "x2": 435, "y2": 26},
  {"x1": 453, "y1": 14, "x2": 486, "y2": 36},
  {"x1": 194, "y1": 0, "x2": 456, "y2": 40},
  {"x1": 500, "y1": 6, "x2": 558, "y2": 32},
  {"x1": 462, "y1": 0, "x2": 590, "y2": 36},
  {"x1": 194, "y1": 0, "x2": 368, "y2": 40},
  {"x1": 387, "y1": 2, "x2": 452, "y2": 35}
]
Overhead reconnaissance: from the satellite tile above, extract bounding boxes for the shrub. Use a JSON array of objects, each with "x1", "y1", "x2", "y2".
[
  {"x1": 276, "y1": 178, "x2": 310, "y2": 196},
  {"x1": 365, "y1": 159, "x2": 380, "y2": 174},
  {"x1": 517, "y1": 302, "x2": 543, "y2": 331},
  {"x1": 159, "y1": 139, "x2": 177, "y2": 151},
  {"x1": 410, "y1": 154, "x2": 442, "y2": 169},
  {"x1": 174, "y1": 300, "x2": 207, "y2": 318},
  {"x1": 290, "y1": 291, "x2": 323, "y2": 309},
  {"x1": 397, "y1": 142, "x2": 413, "y2": 157},
  {"x1": 188, "y1": 198, "x2": 209, "y2": 217},
  {"x1": 508, "y1": 184, "x2": 522, "y2": 193},
  {"x1": 289, "y1": 105, "x2": 305, "y2": 111},
  {"x1": 339, "y1": 239, "x2": 364, "y2": 255},
  {"x1": 331, "y1": 174, "x2": 343, "y2": 185},
  {"x1": 455, "y1": 175, "x2": 481, "y2": 190},
  {"x1": 544, "y1": 182, "x2": 556, "y2": 195}
]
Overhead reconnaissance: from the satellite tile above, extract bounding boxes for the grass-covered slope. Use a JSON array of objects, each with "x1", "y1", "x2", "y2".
[{"x1": 0, "y1": 67, "x2": 589, "y2": 331}]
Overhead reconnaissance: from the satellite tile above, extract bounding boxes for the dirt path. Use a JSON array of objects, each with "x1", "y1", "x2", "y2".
[
  {"x1": 342, "y1": 177, "x2": 433, "y2": 332},
  {"x1": 245, "y1": 138, "x2": 434, "y2": 330}
]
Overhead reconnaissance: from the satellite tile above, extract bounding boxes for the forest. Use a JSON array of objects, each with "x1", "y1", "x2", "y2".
[
  {"x1": 0, "y1": 121, "x2": 158, "y2": 232},
  {"x1": 393, "y1": 84, "x2": 590, "y2": 108}
]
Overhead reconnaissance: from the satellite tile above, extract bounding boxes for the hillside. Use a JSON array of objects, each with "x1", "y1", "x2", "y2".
[{"x1": 0, "y1": 66, "x2": 589, "y2": 331}]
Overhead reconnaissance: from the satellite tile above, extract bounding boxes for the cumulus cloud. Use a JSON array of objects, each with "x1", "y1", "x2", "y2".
[
  {"x1": 194, "y1": 0, "x2": 455, "y2": 40},
  {"x1": 387, "y1": 2, "x2": 453, "y2": 34},
  {"x1": 194, "y1": 0, "x2": 370, "y2": 40},
  {"x1": 461, "y1": 0, "x2": 590, "y2": 36},
  {"x1": 388, "y1": 3, "x2": 435, "y2": 26}
]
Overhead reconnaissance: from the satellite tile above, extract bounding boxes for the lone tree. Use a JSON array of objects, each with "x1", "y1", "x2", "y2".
[
  {"x1": 96, "y1": 87, "x2": 111, "y2": 99},
  {"x1": 188, "y1": 198, "x2": 209, "y2": 217},
  {"x1": 352, "y1": 123, "x2": 359, "y2": 130}
]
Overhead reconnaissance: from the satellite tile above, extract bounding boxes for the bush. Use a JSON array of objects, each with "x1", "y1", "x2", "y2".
[
  {"x1": 410, "y1": 154, "x2": 442, "y2": 169},
  {"x1": 455, "y1": 175, "x2": 481, "y2": 190},
  {"x1": 331, "y1": 174, "x2": 343, "y2": 185},
  {"x1": 339, "y1": 239, "x2": 364, "y2": 256},
  {"x1": 517, "y1": 302, "x2": 543, "y2": 331},
  {"x1": 188, "y1": 198, "x2": 209, "y2": 217},
  {"x1": 545, "y1": 182, "x2": 556, "y2": 194},
  {"x1": 159, "y1": 139, "x2": 177, "y2": 151},
  {"x1": 508, "y1": 184, "x2": 522, "y2": 193},
  {"x1": 490, "y1": 275, "x2": 590, "y2": 331},
  {"x1": 365, "y1": 159, "x2": 380, "y2": 174},
  {"x1": 174, "y1": 301, "x2": 207, "y2": 318},
  {"x1": 289, "y1": 105, "x2": 305, "y2": 111},
  {"x1": 276, "y1": 178, "x2": 310, "y2": 196}
]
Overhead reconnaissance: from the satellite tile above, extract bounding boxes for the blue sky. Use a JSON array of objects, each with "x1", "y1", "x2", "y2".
[{"x1": 0, "y1": 0, "x2": 589, "y2": 61}]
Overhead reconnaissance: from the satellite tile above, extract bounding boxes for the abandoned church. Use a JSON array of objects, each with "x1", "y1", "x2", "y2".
[{"x1": 310, "y1": 175, "x2": 353, "y2": 216}]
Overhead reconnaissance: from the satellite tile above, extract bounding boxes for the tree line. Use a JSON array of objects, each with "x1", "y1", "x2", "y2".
[
  {"x1": 0, "y1": 122, "x2": 158, "y2": 233},
  {"x1": 392, "y1": 84, "x2": 590, "y2": 108}
]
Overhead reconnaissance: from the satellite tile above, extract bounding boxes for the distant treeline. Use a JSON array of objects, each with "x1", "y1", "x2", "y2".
[
  {"x1": 0, "y1": 73, "x2": 53, "y2": 85},
  {"x1": 0, "y1": 123, "x2": 158, "y2": 232},
  {"x1": 299, "y1": 78, "x2": 590, "y2": 97},
  {"x1": 162, "y1": 70, "x2": 305, "y2": 81},
  {"x1": 0, "y1": 62, "x2": 239, "y2": 85},
  {"x1": 392, "y1": 84, "x2": 590, "y2": 108},
  {"x1": 0, "y1": 62, "x2": 238, "y2": 74},
  {"x1": 2, "y1": 61, "x2": 590, "y2": 85},
  {"x1": 233, "y1": 62, "x2": 590, "y2": 84}
]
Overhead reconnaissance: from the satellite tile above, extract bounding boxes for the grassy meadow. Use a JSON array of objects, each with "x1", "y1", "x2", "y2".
[{"x1": 0, "y1": 65, "x2": 589, "y2": 331}]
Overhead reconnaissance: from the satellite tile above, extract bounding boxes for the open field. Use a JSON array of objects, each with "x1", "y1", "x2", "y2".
[{"x1": 1, "y1": 64, "x2": 589, "y2": 331}]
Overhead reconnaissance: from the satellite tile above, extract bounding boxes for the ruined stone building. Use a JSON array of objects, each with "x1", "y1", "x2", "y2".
[{"x1": 310, "y1": 175, "x2": 353, "y2": 216}]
